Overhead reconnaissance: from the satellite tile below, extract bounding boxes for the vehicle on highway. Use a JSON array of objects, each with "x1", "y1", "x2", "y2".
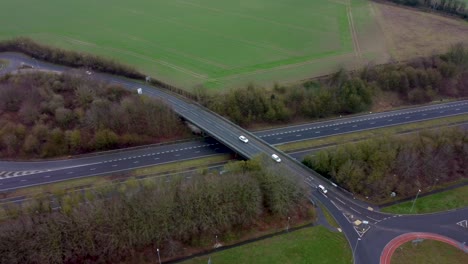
[
  {"x1": 271, "y1": 154, "x2": 281, "y2": 163},
  {"x1": 86, "y1": 70, "x2": 92, "y2": 75},
  {"x1": 318, "y1": 185, "x2": 328, "y2": 194},
  {"x1": 239, "y1": 135, "x2": 249, "y2": 143}
]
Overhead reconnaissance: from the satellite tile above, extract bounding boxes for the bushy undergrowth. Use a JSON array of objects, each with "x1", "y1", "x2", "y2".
[
  {"x1": 0, "y1": 157, "x2": 310, "y2": 263},
  {"x1": 303, "y1": 127, "x2": 468, "y2": 202},
  {"x1": 0, "y1": 72, "x2": 190, "y2": 158}
]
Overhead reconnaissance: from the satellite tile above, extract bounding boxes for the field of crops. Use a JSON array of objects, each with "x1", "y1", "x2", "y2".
[{"x1": 0, "y1": 0, "x2": 382, "y2": 90}]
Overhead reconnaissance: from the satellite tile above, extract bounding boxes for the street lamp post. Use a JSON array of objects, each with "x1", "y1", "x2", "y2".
[
  {"x1": 431, "y1": 178, "x2": 439, "y2": 190},
  {"x1": 352, "y1": 238, "x2": 361, "y2": 261},
  {"x1": 157, "y1": 248, "x2": 161, "y2": 264},
  {"x1": 287, "y1": 216, "x2": 290, "y2": 232},
  {"x1": 410, "y1": 189, "x2": 421, "y2": 213}
]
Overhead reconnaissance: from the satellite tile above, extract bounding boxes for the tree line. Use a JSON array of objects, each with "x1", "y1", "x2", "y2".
[
  {"x1": 0, "y1": 72, "x2": 190, "y2": 158},
  {"x1": 0, "y1": 157, "x2": 311, "y2": 263},
  {"x1": 194, "y1": 44, "x2": 468, "y2": 127},
  {"x1": 302, "y1": 127, "x2": 468, "y2": 203},
  {"x1": 385, "y1": 0, "x2": 468, "y2": 20},
  {"x1": 0, "y1": 37, "x2": 145, "y2": 79}
]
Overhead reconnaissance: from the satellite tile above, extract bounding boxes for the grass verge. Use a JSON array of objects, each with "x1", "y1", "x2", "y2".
[
  {"x1": 181, "y1": 226, "x2": 351, "y2": 264},
  {"x1": 1, "y1": 154, "x2": 232, "y2": 200},
  {"x1": 0, "y1": 59, "x2": 8, "y2": 69},
  {"x1": 381, "y1": 185, "x2": 468, "y2": 214},
  {"x1": 318, "y1": 203, "x2": 340, "y2": 229},
  {"x1": 391, "y1": 239, "x2": 468, "y2": 264},
  {"x1": 132, "y1": 154, "x2": 231, "y2": 176},
  {"x1": 277, "y1": 114, "x2": 468, "y2": 152}
]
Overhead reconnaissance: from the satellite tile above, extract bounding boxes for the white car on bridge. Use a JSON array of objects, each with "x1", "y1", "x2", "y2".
[
  {"x1": 271, "y1": 154, "x2": 281, "y2": 163},
  {"x1": 239, "y1": 135, "x2": 249, "y2": 143}
]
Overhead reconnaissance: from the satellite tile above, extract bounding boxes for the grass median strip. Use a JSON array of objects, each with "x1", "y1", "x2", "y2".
[
  {"x1": 132, "y1": 154, "x2": 231, "y2": 176},
  {"x1": 277, "y1": 114, "x2": 468, "y2": 153},
  {"x1": 382, "y1": 185, "x2": 468, "y2": 214},
  {"x1": 181, "y1": 226, "x2": 351, "y2": 264}
]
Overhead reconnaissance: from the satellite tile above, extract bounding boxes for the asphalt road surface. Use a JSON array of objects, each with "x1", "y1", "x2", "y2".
[{"x1": 1, "y1": 53, "x2": 467, "y2": 264}]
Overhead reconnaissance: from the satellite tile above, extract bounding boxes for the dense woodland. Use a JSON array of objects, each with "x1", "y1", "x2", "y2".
[
  {"x1": 385, "y1": 0, "x2": 468, "y2": 19},
  {"x1": 196, "y1": 44, "x2": 468, "y2": 127},
  {"x1": 303, "y1": 128, "x2": 468, "y2": 203},
  {"x1": 0, "y1": 157, "x2": 310, "y2": 263},
  {"x1": 0, "y1": 72, "x2": 190, "y2": 158}
]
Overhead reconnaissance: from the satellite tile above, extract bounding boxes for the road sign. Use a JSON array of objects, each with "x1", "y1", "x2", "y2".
[{"x1": 456, "y1": 220, "x2": 467, "y2": 228}]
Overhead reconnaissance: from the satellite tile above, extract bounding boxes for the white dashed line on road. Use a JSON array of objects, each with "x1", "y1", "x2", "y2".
[
  {"x1": 335, "y1": 197, "x2": 345, "y2": 205},
  {"x1": 350, "y1": 207, "x2": 361, "y2": 214}
]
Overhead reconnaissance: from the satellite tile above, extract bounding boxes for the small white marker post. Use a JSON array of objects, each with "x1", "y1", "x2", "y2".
[{"x1": 137, "y1": 88, "x2": 142, "y2": 95}]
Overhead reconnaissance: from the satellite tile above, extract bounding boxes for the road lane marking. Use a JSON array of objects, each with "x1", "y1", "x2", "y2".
[
  {"x1": 44, "y1": 175, "x2": 51, "y2": 178},
  {"x1": 350, "y1": 207, "x2": 361, "y2": 214},
  {"x1": 90, "y1": 168, "x2": 96, "y2": 171},
  {"x1": 335, "y1": 197, "x2": 345, "y2": 204}
]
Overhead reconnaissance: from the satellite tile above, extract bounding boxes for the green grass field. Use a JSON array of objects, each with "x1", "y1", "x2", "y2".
[
  {"x1": 391, "y1": 240, "x2": 468, "y2": 264},
  {"x1": 181, "y1": 226, "x2": 351, "y2": 264},
  {"x1": 0, "y1": 0, "x2": 381, "y2": 90},
  {"x1": 382, "y1": 185, "x2": 468, "y2": 214}
]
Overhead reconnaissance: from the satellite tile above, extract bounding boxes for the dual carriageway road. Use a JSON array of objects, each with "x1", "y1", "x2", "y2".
[{"x1": 0, "y1": 52, "x2": 467, "y2": 264}]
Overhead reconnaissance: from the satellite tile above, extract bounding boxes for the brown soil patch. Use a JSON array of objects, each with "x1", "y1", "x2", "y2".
[{"x1": 373, "y1": 2, "x2": 468, "y2": 61}]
